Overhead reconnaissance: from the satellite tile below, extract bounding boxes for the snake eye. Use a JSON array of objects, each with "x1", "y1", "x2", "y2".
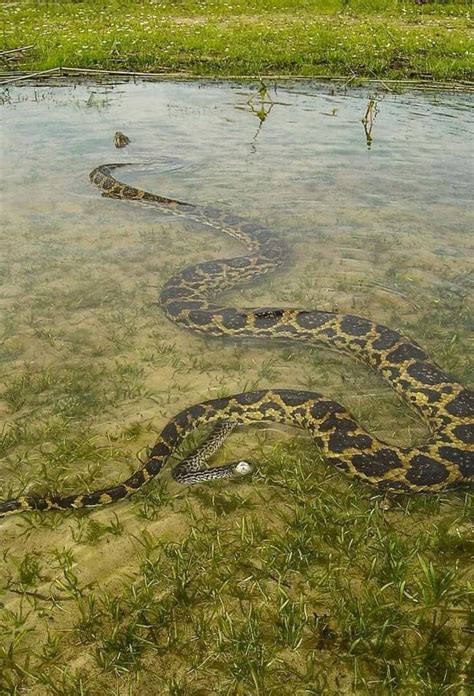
[{"x1": 234, "y1": 461, "x2": 252, "y2": 476}]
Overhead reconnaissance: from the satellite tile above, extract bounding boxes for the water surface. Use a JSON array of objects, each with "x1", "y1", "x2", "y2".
[
  {"x1": 0, "y1": 79, "x2": 473, "y2": 694},
  {"x1": 1, "y1": 81, "x2": 472, "y2": 457}
]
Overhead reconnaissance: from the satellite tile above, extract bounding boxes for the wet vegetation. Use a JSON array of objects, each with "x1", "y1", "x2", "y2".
[
  {"x1": 1, "y1": 0, "x2": 473, "y2": 81},
  {"x1": 1, "y1": 202, "x2": 472, "y2": 694},
  {"x1": 0, "y1": 84, "x2": 473, "y2": 693}
]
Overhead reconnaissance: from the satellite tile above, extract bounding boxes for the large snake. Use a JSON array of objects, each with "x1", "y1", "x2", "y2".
[{"x1": 0, "y1": 163, "x2": 472, "y2": 517}]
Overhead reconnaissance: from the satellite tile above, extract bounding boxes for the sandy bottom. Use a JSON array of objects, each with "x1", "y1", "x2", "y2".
[{"x1": 0, "y1": 81, "x2": 472, "y2": 694}]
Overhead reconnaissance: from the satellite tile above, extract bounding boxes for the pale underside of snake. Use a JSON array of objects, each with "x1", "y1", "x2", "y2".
[{"x1": 0, "y1": 163, "x2": 472, "y2": 517}]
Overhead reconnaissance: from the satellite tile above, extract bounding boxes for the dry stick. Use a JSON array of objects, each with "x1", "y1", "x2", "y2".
[
  {"x1": 0, "y1": 66, "x2": 472, "y2": 91},
  {"x1": 8, "y1": 587, "x2": 74, "y2": 602},
  {"x1": 0, "y1": 44, "x2": 34, "y2": 57},
  {"x1": 59, "y1": 68, "x2": 471, "y2": 87},
  {"x1": 0, "y1": 67, "x2": 60, "y2": 85},
  {"x1": 61, "y1": 65, "x2": 186, "y2": 77}
]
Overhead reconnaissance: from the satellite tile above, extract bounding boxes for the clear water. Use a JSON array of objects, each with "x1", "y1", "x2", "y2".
[
  {"x1": 0, "y1": 80, "x2": 473, "y2": 694},
  {"x1": 0, "y1": 81, "x2": 472, "y2": 495}
]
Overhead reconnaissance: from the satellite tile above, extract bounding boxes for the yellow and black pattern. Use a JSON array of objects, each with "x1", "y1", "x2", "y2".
[{"x1": 0, "y1": 163, "x2": 472, "y2": 517}]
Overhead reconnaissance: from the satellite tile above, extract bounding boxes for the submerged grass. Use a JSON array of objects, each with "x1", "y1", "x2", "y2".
[
  {"x1": 1, "y1": 0, "x2": 473, "y2": 81},
  {"x1": 0, "y1": 85, "x2": 473, "y2": 693},
  {"x1": 0, "y1": 209, "x2": 472, "y2": 692},
  {"x1": 1, "y1": 442, "x2": 472, "y2": 694}
]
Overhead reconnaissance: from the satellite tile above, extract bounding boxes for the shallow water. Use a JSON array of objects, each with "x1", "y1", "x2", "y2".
[
  {"x1": 1, "y1": 81, "x2": 472, "y2": 457},
  {"x1": 0, "y1": 80, "x2": 473, "y2": 693}
]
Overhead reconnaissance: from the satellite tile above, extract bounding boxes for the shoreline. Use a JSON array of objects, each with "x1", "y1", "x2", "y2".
[{"x1": 1, "y1": 68, "x2": 473, "y2": 93}]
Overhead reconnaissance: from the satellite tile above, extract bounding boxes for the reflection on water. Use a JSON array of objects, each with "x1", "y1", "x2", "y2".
[
  {"x1": 0, "y1": 82, "x2": 472, "y2": 481},
  {"x1": 1, "y1": 83, "x2": 472, "y2": 468},
  {"x1": 1, "y1": 81, "x2": 472, "y2": 464},
  {"x1": 361, "y1": 97, "x2": 378, "y2": 148},
  {"x1": 0, "y1": 79, "x2": 472, "y2": 693}
]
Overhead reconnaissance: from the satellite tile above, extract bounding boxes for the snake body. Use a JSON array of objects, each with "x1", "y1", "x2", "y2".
[{"x1": 0, "y1": 163, "x2": 472, "y2": 517}]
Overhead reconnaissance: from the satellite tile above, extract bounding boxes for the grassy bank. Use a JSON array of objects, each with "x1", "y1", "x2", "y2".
[{"x1": 1, "y1": 1, "x2": 473, "y2": 81}]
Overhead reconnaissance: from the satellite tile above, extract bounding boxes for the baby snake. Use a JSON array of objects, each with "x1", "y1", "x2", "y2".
[{"x1": 0, "y1": 163, "x2": 472, "y2": 517}]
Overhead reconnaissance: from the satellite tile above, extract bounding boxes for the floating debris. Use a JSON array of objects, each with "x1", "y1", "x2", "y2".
[{"x1": 114, "y1": 131, "x2": 130, "y2": 148}]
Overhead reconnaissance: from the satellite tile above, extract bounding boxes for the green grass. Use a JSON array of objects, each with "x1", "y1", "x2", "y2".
[
  {"x1": 1, "y1": 0, "x2": 473, "y2": 81},
  {"x1": 1, "y1": 442, "x2": 472, "y2": 694}
]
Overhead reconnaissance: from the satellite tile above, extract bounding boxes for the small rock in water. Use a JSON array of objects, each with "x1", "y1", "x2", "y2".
[{"x1": 114, "y1": 131, "x2": 131, "y2": 148}]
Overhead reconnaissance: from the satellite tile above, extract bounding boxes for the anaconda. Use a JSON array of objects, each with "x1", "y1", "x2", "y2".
[{"x1": 0, "y1": 162, "x2": 472, "y2": 517}]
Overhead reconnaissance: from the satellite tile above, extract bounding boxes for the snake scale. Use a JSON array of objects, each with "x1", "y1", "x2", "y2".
[{"x1": 0, "y1": 163, "x2": 472, "y2": 517}]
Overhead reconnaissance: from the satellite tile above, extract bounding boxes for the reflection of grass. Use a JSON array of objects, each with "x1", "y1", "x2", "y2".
[{"x1": 1, "y1": 1, "x2": 472, "y2": 80}]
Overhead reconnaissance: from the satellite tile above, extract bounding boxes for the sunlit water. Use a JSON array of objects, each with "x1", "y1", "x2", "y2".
[
  {"x1": 0, "y1": 79, "x2": 473, "y2": 693},
  {"x1": 0, "y1": 81, "x2": 472, "y2": 499}
]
